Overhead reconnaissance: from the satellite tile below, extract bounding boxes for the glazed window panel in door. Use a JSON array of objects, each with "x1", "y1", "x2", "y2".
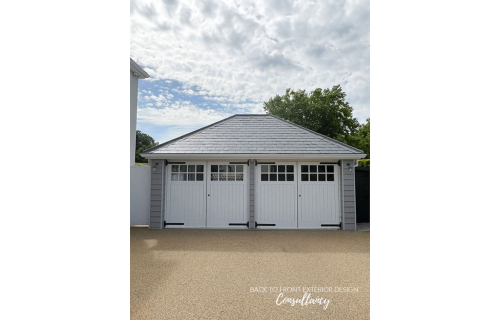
[
  {"x1": 236, "y1": 164, "x2": 244, "y2": 181},
  {"x1": 300, "y1": 165, "x2": 334, "y2": 182},
  {"x1": 260, "y1": 165, "x2": 294, "y2": 182},
  {"x1": 211, "y1": 164, "x2": 244, "y2": 182},
  {"x1": 171, "y1": 164, "x2": 204, "y2": 181}
]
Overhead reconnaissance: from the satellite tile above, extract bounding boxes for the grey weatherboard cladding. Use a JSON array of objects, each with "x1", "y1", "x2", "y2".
[
  {"x1": 149, "y1": 160, "x2": 165, "y2": 229},
  {"x1": 341, "y1": 160, "x2": 357, "y2": 231},
  {"x1": 249, "y1": 160, "x2": 256, "y2": 229}
]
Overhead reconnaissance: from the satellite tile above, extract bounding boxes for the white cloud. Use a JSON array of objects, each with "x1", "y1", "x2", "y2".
[
  {"x1": 131, "y1": 0, "x2": 370, "y2": 120},
  {"x1": 138, "y1": 100, "x2": 232, "y2": 127},
  {"x1": 143, "y1": 67, "x2": 156, "y2": 78}
]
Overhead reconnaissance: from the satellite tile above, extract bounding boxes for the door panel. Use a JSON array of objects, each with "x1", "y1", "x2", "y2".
[
  {"x1": 208, "y1": 184, "x2": 245, "y2": 224},
  {"x1": 298, "y1": 163, "x2": 340, "y2": 228},
  {"x1": 169, "y1": 184, "x2": 206, "y2": 223},
  {"x1": 207, "y1": 162, "x2": 248, "y2": 228},
  {"x1": 255, "y1": 163, "x2": 297, "y2": 228},
  {"x1": 165, "y1": 162, "x2": 206, "y2": 228}
]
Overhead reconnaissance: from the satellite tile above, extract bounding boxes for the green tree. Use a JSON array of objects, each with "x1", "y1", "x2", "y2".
[
  {"x1": 135, "y1": 130, "x2": 159, "y2": 163},
  {"x1": 263, "y1": 85, "x2": 360, "y2": 142},
  {"x1": 346, "y1": 119, "x2": 370, "y2": 159}
]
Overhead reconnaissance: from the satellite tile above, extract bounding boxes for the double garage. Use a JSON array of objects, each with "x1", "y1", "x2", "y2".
[{"x1": 142, "y1": 115, "x2": 365, "y2": 231}]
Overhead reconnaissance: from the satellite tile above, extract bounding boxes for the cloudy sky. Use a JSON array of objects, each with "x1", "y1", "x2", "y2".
[{"x1": 131, "y1": 0, "x2": 369, "y2": 143}]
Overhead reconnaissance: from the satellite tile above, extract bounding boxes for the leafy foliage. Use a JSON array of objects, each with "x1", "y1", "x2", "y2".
[
  {"x1": 358, "y1": 159, "x2": 370, "y2": 167},
  {"x1": 135, "y1": 130, "x2": 159, "y2": 163},
  {"x1": 263, "y1": 86, "x2": 369, "y2": 159},
  {"x1": 345, "y1": 119, "x2": 370, "y2": 159},
  {"x1": 263, "y1": 85, "x2": 360, "y2": 142}
]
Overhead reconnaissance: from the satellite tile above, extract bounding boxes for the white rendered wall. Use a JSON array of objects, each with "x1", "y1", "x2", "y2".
[
  {"x1": 130, "y1": 71, "x2": 139, "y2": 166},
  {"x1": 130, "y1": 69, "x2": 149, "y2": 225}
]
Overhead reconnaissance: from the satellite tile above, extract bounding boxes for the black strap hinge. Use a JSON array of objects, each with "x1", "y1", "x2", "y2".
[
  {"x1": 165, "y1": 161, "x2": 186, "y2": 166},
  {"x1": 164, "y1": 222, "x2": 184, "y2": 227},
  {"x1": 255, "y1": 222, "x2": 276, "y2": 227},
  {"x1": 228, "y1": 160, "x2": 250, "y2": 166},
  {"x1": 228, "y1": 221, "x2": 250, "y2": 228},
  {"x1": 255, "y1": 161, "x2": 276, "y2": 166}
]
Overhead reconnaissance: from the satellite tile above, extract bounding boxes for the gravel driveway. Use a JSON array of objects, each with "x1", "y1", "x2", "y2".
[{"x1": 131, "y1": 228, "x2": 370, "y2": 319}]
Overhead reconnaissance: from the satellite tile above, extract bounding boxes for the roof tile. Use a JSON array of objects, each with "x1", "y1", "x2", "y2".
[{"x1": 145, "y1": 115, "x2": 363, "y2": 154}]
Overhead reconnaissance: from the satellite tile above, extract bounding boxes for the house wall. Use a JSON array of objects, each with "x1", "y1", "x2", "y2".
[
  {"x1": 341, "y1": 160, "x2": 357, "y2": 231},
  {"x1": 130, "y1": 165, "x2": 151, "y2": 225},
  {"x1": 130, "y1": 71, "x2": 139, "y2": 166}
]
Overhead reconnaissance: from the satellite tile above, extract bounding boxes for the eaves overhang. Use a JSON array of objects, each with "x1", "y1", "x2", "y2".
[
  {"x1": 130, "y1": 58, "x2": 150, "y2": 79},
  {"x1": 140, "y1": 153, "x2": 367, "y2": 160}
]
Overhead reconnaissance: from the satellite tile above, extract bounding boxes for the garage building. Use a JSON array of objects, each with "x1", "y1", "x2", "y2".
[{"x1": 141, "y1": 114, "x2": 366, "y2": 231}]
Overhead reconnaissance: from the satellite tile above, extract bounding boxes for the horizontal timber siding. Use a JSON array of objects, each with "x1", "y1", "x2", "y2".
[
  {"x1": 149, "y1": 160, "x2": 165, "y2": 229},
  {"x1": 249, "y1": 160, "x2": 256, "y2": 228},
  {"x1": 341, "y1": 160, "x2": 356, "y2": 231}
]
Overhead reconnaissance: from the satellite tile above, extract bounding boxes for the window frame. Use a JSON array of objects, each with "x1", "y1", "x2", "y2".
[
  {"x1": 259, "y1": 163, "x2": 296, "y2": 183},
  {"x1": 209, "y1": 163, "x2": 246, "y2": 182},
  {"x1": 169, "y1": 162, "x2": 206, "y2": 182},
  {"x1": 299, "y1": 163, "x2": 335, "y2": 183}
]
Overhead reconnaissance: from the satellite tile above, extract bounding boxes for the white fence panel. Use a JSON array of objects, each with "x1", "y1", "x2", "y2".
[{"x1": 130, "y1": 165, "x2": 151, "y2": 225}]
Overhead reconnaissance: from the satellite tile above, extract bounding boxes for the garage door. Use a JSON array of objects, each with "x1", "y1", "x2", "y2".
[
  {"x1": 298, "y1": 163, "x2": 341, "y2": 228},
  {"x1": 255, "y1": 163, "x2": 297, "y2": 228},
  {"x1": 207, "y1": 163, "x2": 248, "y2": 228},
  {"x1": 165, "y1": 161, "x2": 340, "y2": 229},
  {"x1": 165, "y1": 163, "x2": 206, "y2": 228}
]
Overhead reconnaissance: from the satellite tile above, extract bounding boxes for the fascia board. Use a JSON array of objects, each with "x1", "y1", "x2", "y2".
[
  {"x1": 140, "y1": 153, "x2": 367, "y2": 160},
  {"x1": 130, "y1": 59, "x2": 150, "y2": 79}
]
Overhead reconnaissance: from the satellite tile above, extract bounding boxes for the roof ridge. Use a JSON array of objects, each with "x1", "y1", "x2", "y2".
[{"x1": 267, "y1": 114, "x2": 364, "y2": 153}]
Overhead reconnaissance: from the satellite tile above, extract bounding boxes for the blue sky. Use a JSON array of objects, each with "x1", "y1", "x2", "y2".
[
  {"x1": 132, "y1": 0, "x2": 370, "y2": 144},
  {"x1": 137, "y1": 78, "x2": 250, "y2": 142}
]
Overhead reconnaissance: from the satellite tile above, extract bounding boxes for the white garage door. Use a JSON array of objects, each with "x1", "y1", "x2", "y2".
[
  {"x1": 165, "y1": 163, "x2": 206, "y2": 228},
  {"x1": 298, "y1": 163, "x2": 341, "y2": 228},
  {"x1": 255, "y1": 163, "x2": 297, "y2": 228},
  {"x1": 165, "y1": 161, "x2": 340, "y2": 229},
  {"x1": 207, "y1": 163, "x2": 248, "y2": 228}
]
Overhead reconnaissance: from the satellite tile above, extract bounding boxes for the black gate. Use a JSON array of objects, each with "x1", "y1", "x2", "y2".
[{"x1": 355, "y1": 167, "x2": 370, "y2": 223}]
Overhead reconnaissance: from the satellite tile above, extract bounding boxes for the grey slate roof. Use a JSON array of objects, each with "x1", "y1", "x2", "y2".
[{"x1": 144, "y1": 114, "x2": 364, "y2": 154}]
